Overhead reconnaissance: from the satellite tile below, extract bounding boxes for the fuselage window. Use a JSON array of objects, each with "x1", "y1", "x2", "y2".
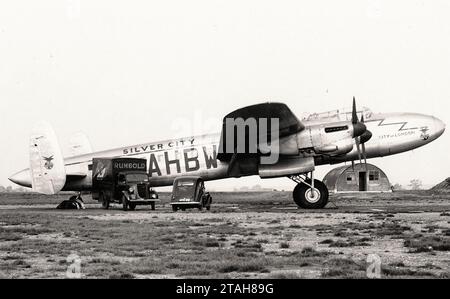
[{"x1": 325, "y1": 126, "x2": 349, "y2": 133}]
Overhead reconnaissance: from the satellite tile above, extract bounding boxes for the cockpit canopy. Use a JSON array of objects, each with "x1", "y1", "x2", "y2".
[{"x1": 302, "y1": 107, "x2": 373, "y2": 123}]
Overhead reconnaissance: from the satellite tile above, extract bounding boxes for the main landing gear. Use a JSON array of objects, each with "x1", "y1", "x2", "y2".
[
  {"x1": 56, "y1": 193, "x2": 85, "y2": 210},
  {"x1": 289, "y1": 172, "x2": 329, "y2": 209}
]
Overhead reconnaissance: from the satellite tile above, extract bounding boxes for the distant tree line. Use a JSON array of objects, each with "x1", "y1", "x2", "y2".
[
  {"x1": 391, "y1": 179, "x2": 423, "y2": 191},
  {"x1": 0, "y1": 185, "x2": 29, "y2": 193}
]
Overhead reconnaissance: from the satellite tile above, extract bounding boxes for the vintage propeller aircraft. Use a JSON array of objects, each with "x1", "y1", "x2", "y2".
[{"x1": 9, "y1": 98, "x2": 445, "y2": 209}]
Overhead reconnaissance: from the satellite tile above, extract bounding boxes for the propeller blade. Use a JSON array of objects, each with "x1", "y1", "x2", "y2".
[
  {"x1": 362, "y1": 142, "x2": 368, "y2": 170},
  {"x1": 351, "y1": 96, "x2": 367, "y2": 137},
  {"x1": 361, "y1": 114, "x2": 365, "y2": 123},
  {"x1": 351, "y1": 160, "x2": 355, "y2": 171},
  {"x1": 355, "y1": 138, "x2": 362, "y2": 164},
  {"x1": 352, "y1": 96, "x2": 358, "y2": 124}
]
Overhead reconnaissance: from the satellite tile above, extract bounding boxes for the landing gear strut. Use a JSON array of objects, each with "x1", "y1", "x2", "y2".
[{"x1": 289, "y1": 172, "x2": 329, "y2": 209}]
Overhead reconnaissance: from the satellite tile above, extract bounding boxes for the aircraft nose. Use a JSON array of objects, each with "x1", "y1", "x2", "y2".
[
  {"x1": 9, "y1": 169, "x2": 32, "y2": 188},
  {"x1": 432, "y1": 116, "x2": 445, "y2": 139}
]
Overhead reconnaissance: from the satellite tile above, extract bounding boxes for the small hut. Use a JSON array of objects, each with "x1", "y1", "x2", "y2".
[{"x1": 323, "y1": 163, "x2": 391, "y2": 193}]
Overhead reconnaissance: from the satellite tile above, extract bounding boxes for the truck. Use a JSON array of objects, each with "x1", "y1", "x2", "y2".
[
  {"x1": 92, "y1": 158, "x2": 159, "y2": 211},
  {"x1": 170, "y1": 176, "x2": 212, "y2": 212}
]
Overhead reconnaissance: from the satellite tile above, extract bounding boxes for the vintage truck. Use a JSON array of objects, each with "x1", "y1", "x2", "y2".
[{"x1": 92, "y1": 158, "x2": 159, "y2": 211}]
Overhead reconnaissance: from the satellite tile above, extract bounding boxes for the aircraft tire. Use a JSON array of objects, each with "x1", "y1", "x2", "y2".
[
  {"x1": 151, "y1": 203, "x2": 155, "y2": 211},
  {"x1": 293, "y1": 179, "x2": 329, "y2": 209},
  {"x1": 172, "y1": 205, "x2": 178, "y2": 212},
  {"x1": 128, "y1": 203, "x2": 136, "y2": 211}
]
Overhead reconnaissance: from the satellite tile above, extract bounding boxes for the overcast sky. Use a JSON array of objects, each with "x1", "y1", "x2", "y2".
[{"x1": 0, "y1": 0, "x2": 449, "y2": 190}]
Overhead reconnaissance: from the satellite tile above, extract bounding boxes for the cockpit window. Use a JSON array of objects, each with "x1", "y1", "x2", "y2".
[{"x1": 303, "y1": 107, "x2": 373, "y2": 122}]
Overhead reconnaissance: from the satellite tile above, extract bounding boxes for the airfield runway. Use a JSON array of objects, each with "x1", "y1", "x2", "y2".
[{"x1": 0, "y1": 191, "x2": 449, "y2": 279}]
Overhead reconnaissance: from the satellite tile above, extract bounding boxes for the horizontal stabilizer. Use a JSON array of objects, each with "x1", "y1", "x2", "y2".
[
  {"x1": 69, "y1": 132, "x2": 93, "y2": 157},
  {"x1": 29, "y1": 121, "x2": 66, "y2": 195}
]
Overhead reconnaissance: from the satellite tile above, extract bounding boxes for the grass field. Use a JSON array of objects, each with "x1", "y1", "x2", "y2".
[{"x1": 0, "y1": 191, "x2": 449, "y2": 279}]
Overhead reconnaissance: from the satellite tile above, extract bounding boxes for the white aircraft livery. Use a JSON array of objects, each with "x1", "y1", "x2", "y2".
[{"x1": 9, "y1": 99, "x2": 445, "y2": 209}]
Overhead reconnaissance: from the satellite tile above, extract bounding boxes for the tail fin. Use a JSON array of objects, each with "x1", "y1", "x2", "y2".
[
  {"x1": 69, "y1": 132, "x2": 93, "y2": 156},
  {"x1": 29, "y1": 121, "x2": 66, "y2": 194}
]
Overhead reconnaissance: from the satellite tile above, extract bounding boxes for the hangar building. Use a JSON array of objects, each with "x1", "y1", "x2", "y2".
[{"x1": 323, "y1": 163, "x2": 392, "y2": 193}]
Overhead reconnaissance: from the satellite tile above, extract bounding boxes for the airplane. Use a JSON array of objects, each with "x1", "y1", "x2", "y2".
[{"x1": 9, "y1": 98, "x2": 445, "y2": 209}]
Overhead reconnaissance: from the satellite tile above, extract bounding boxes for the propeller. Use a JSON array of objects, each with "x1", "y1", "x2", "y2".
[
  {"x1": 351, "y1": 97, "x2": 372, "y2": 171},
  {"x1": 351, "y1": 97, "x2": 367, "y2": 138}
]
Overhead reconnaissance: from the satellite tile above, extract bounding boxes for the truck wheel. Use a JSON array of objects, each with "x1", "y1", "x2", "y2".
[
  {"x1": 100, "y1": 194, "x2": 109, "y2": 210},
  {"x1": 172, "y1": 205, "x2": 178, "y2": 212},
  {"x1": 122, "y1": 196, "x2": 129, "y2": 211},
  {"x1": 151, "y1": 203, "x2": 155, "y2": 211},
  {"x1": 128, "y1": 203, "x2": 136, "y2": 211}
]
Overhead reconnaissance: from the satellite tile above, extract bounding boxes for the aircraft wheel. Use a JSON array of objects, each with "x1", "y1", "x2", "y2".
[
  {"x1": 293, "y1": 179, "x2": 329, "y2": 209},
  {"x1": 172, "y1": 205, "x2": 178, "y2": 212},
  {"x1": 151, "y1": 203, "x2": 156, "y2": 211},
  {"x1": 100, "y1": 194, "x2": 110, "y2": 210},
  {"x1": 128, "y1": 203, "x2": 136, "y2": 211}
]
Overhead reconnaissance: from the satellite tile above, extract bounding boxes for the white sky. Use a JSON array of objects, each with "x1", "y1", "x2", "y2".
[{"x1": 0, "y1": 0, "x2": 449, "y2": 190}]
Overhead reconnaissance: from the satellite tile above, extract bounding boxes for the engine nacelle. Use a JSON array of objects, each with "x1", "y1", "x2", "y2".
[
  {"x1": 297, "y1": 122, "x2": 355, "y2": 156},
  {"x1": 314, "y1": 138, "x2": 354, "y2": 156},
  {"x1": 258, "y1": 156, "x2": 315, "y2": 178}
]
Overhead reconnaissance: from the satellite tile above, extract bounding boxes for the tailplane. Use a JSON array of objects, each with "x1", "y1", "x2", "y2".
[
  {"x1": 29, "y1": 121, "x2": 66, "y2": 194},
  {"x1": 69, "y1": 132, "x2": 93, "y2": 156}
]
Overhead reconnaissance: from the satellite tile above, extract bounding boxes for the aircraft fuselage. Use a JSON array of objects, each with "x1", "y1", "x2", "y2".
[{"x1": 9, "y1": 111, "x2": 445, "y2": 191}]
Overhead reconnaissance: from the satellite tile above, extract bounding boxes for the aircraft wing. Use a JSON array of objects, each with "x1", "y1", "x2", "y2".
[{"x1": 217, "y1": 102, "x2": 304, "y2": 161}]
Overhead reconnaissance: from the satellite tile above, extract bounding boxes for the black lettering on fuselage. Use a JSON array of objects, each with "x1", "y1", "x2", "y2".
[
  {"x1": 203, "y1": 145, "x2": 218, "y2": 169},
  {"x1": 184, "y1": 148, "x2": 200, "y2": 172},
  {"x1": 164, "y1": 151, "x2": 181, "y2": 175},
  {"x1": 149, "y1": 153, "x2": 161, "y2": 177}
]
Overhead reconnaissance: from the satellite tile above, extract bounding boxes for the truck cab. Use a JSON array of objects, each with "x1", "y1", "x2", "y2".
[
  {"x1": 92, "y1": 158, "x2": 159, "y2": 211},
  {"x1": 171, "y1": 176, "x2": 212, "y2": 212}
]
